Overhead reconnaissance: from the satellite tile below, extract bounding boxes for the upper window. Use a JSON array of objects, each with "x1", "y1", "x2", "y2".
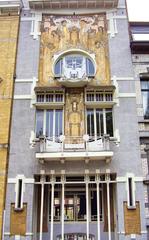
[
  {"x1": 54, "y1": 54, "x2": 95, "y2": 79},
  {"x1": 141, "y1": 80, "x2": 149, "y2": 119},
  {"x1": 36, "y1": 109, "x2": 63, "y2": 139},
  {"x1": 86, "y1": 108, "x2": 113, "y2": 139}
]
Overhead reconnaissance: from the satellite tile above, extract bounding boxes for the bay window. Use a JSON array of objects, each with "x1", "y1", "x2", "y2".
[{"x1": 86, "y1": 108, "x2": 113, "y2": 139}]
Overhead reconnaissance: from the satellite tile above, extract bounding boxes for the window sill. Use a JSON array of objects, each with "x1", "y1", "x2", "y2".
[
  {"x1": 14, "y1": 207, "x2": 24, "y2": 212},
  {"x1": 127, "y1": 206, "x2": 136, "y2": 210}
]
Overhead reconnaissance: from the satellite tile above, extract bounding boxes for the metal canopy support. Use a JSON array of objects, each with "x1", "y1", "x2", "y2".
[
  {"x1": 39, "y1": 175, "x2": 45, "y2": 240},
  {"x1": 96, "y1": 174, "x2": 101, "y2": 240},
  {"x1": 106, "y1": 174, "x2": 111, "y2": 240},
  {"x1": 50, "y1": 179, "x2": 55, "y2": 240},
  {"x1": 85, "y1": 175, "x2": 89, "y2": 240},
  {"x1": 61, "y1": 176, "x2": 65, "y2": 240}
]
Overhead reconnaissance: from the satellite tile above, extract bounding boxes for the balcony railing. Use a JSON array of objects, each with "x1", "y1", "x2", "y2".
[{"x1": 38, "y1": 134, "x2": 110, "y2": 153}]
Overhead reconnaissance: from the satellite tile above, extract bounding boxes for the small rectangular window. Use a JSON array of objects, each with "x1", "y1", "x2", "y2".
[
  {"x1": 141, "y1": 80, "x2": 149, "y2": 119},
  {"x1": 46, "y1": 94, "x2": 54, "y2": 102},
  {"x1": 87, "y1": 93, "x2": 94, "y2": 102},
  {"x1": 55, "y1": 94, "x2": 63, "y2": 102},
  {"x1": 128, "y1": 178, "x2": 133, "y2": 207},
  {"x1": 106, "y1": 109, "x2": 113, "y2": 137},
  {"x1": 15, "y1": 179, "x2": 23, "y2": 209},
  {"x1": 127, "y1": 176, "x2": 135, "y2": 208},
  {"x1": 105, "y1": 93, "x2": 113, "y2": 101},
  {"x1": 96, "y1": 93, "x2": 103, "y2": 102},
  {"x1": 37, "y1": 94, "x2": 44, "y2": 102}
]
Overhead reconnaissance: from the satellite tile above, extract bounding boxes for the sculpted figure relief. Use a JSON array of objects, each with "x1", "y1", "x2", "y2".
[{"x1": 39, "y1": 14, "x2": 110, "y2": 85}]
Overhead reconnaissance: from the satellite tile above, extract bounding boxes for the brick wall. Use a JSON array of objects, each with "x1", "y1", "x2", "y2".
[{"x1": 0, "y1": 15, "x2": 19, "y2": 240}]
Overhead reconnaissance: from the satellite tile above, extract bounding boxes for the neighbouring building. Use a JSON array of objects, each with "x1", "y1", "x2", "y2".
[
  {"x1": 2, "y1": 0, "x2": 147, "y2": 240},
  {"x1": 130, "y1": 21, "x2": 149, "y2": 239},
  {"x1": 0, "y1": 1, "x2": 20, "y2": 240}
]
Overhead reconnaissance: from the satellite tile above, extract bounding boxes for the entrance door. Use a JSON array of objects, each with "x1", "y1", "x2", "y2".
[{"x1": 64, "y1": 193, "x2": 86, "y2": 221}]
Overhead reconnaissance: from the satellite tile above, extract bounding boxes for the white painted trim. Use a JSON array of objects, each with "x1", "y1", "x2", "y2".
[
  {"x1": 15, "y1": 78, "x2": 35, "y2": 83},
  {"x1": 8, "y1": 177, "x2": 34, "y2": 184},
  {"x1": 135, "y1": 177, "x2": 143, "y2": 182},
  {"x1": 50, "y1": 182, "x2": 54, "y2": 240},
  {"x1": 30, "y1": 12, "x2": 42, "y2": 40},
  {"x1": 119, "y1": 93, "x2": 136, "y2": 98},
  {"x1": 114, "y1": 129, "x2": 120, "y2": 143},
  {"x1": 117, "y1": 5, "x2": 126, "y2": 9},
  {"x1": 114, "y1": 16, "x2": 127, "y2": 19},
  {"x1": 86, "y1": 180, "x2": 89, "y2": 240},
  {"x1": 8, "y1": 178, "x2": 16, "y2": 184},
  {"x1": 30, "y1": 77, "x2": 38, "y2": 107},
  {"x1": 21, "y1": 17, "x2": 35, "y2": 21},
  {"x1": 116, "y1": 177, "x2": 126, "y2": 182},
  {"x1": 96, "y1": 181, "x2": 101, "y2": 240},
  {"x1": 117, "y1": 176, "x2": 143, "y2": 183},
  {"x1": 25, "y1": 178, "x2": 35, "y2": 184},
  {"x1": 61, "y1": 182, "x2": 65, "y2": 240},
  {"x1": 15, "y1": 175, "x2": 25, "y2": 209},
  {"x1": 107, "y1": 11, "x2": 118, "y2": 38},
  {"x1": 111, "y1": 76, "x2": 134, "y2": 81},
  {"x1": 36, "y1": 151, "x2": 113, "y2": 161},
  {"x1": 117, "y1": 231, "x2": 147, "y2": 234},
  {"x1": 4, "y1": 232, "x2": 33, "y2": 236},
  {"x1": 106, "y1": 178, "x2": 111, "y2": 240},
  {"x1": 126, "y1": 173, "x2": 136, "y2": 208},
  {"x1": 2, "y1": 210, "x2": 5, "y2": 240},
  {"x1": 112, "y1": 75, "x2": 119, "y2": 106},
  {"x1": 39, "y1": 177, "x2": 45, "y2": 240},
  {"x1": 0, "y1": 4, "x2": 20, "y2": 8},
  {"x1": 30, "y1": 131, "x2": 36, "y2": 147},
  {"x1": 14, "y1": 95, "x2": 32, "y2": 100},
  {"x1": 30, "y1": 9, "x2": 117, "y2": 15}
]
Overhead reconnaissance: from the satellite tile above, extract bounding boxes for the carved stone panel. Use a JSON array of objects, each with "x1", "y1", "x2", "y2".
[{"x1": 65, "y1": 88, "x2": 84, "y2": 139}]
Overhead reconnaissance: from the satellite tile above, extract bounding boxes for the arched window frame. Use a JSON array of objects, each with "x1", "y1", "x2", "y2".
[{"x1": 53, "y1": 50, "x2": 96, "y2": 79}]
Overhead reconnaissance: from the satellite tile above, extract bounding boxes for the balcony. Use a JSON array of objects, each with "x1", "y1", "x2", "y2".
[
  {"x1": 36, "y1": 134, "x2": 113, "y2": 163},
  {"x1": 130, "y1": 22, "x2": 149, "y2": 54},
  {"x1": 28, "y1": 0, "x2": 118, "y2": 10},
  {"x1": 56, "y1": 76, "x2": 91, "y2": 87}
]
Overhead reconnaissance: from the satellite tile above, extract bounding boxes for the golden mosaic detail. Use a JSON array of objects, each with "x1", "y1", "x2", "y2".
[{"x1": 39, "y1": 14, "x2": 111, "y2": 86}]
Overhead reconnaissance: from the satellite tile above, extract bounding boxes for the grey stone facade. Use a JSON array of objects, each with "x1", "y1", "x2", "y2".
[{"x1": 3, "y1": 0, "x2": 147, "y2": 240}]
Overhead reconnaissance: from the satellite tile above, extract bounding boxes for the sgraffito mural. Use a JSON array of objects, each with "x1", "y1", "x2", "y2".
[{"x1": 39, "y1": 14, "x2": 111, "y2": 86}]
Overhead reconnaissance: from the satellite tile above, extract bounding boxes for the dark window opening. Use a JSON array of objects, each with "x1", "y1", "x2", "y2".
[
  {"x1": 128, "y1": 177, "x2": 133, "y2": 207},
  {"x1": 141, "y1": 80, "x2": 149, "y2": 119}
]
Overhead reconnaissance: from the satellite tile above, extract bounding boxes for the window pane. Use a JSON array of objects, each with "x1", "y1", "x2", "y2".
[
  {"x1": 86, "y1": 58, "x2": 95, "y2": 76},
  {"x1": 36, "y1": 110, "x2": 44, "y2": 137},
  {"x1": 55, "y1": 109, "x2": 63, "y2": 137},
  {"x1": 87, "y1": 109, "x2": 94, "y2": 137},
  {"x1": 142, "y1": 91, "x2": 149, "y2": 119},
  {"x1": 46, "y1": 110, "x2": 53, "y2": 137},
  {"x1": 141, "y1": 80, "x2": 149, "y2": 90},
  {"x1": 106, "y1": 109, "x2": 113, "y2": 136},
  {"x1": 54, "y1": 59, "x2": 62, "y2": 76},
  {"x1": 96, "y1": 109, "x2": 103, "y2": 137}
]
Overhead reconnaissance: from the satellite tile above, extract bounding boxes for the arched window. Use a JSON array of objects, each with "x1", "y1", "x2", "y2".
[{"x1": 54, "y1": 54, "x2": 95, "y2": 79}]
